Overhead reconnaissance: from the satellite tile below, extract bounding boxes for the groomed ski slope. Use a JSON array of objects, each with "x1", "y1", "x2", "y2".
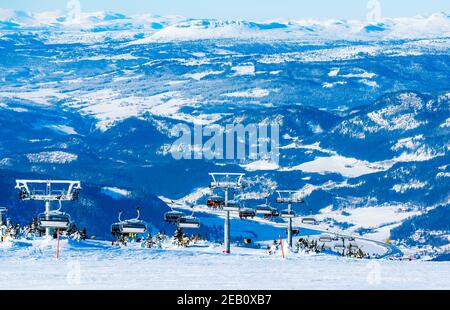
[{"x1": 1, "y1": 239, "x2": 449, "y2": 290}]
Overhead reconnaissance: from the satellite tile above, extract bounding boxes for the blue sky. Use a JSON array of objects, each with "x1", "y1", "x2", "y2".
[{"x1": 1, "y1": 0, "x2": 449, "y2": 20}]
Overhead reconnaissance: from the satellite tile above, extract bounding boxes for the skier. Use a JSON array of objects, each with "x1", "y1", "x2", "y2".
[
  {"x1": 269, "y1": 240, "x2": 279, "y2": 255},
  {"x1": 173, "y1": 228, "x2": 184, "y2": 246},
  {"x1": 145, "y1": 234, "x2": 153, "y2": 248},
  {"x1": 80, "y1": 228, "x2": 87, "y2": 240}
]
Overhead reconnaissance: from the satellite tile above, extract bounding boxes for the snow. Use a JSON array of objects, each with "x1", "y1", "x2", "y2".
[
  {"x1": 184, "y1": 70, "x2": 223, "y2": 81},
  {"x1": 231, "y1": 64, "x2": 255, "y2": 76},
  {"x1": 240, "y1": 160, "x2": 280, "y2": 172},
  {"x1": 1, "y1": 9, "x2": 449, "y2": 44},
  {"x1": 1, "y1": 239, "x2": 449, "y2": 289},
  {"x1": 0, "y1": 89, "x2": 68, "y2": 106},
  {"x1": 367, "y1": 111, "x2": 426, "y2": 131},
  {"x1": 392, "y1": 135, "x2": 424, "y2": 151},
  {"x1": 436, "y1": 172, "x2": 450, "y2": 178},
  {"x1": 313, "y1": 205, "x2": 422, "y2": 241},
  {"x1": 48, "y1": 125, "x2": 78, "y2": 135},
  {"x1": 279, "y1": 141, "x2": 336, "y2": 155},
  {"x1": 341, "y1": 70, "x2": 376, "y2": 79},
  {"x1": 66, "y1": 90, "x2": 203, "y2": 130},
  {"x1": 440, "y1": 117, "x2": 450, "y2": 128},
  {"x1": 359, "y1": 79, "x2": 378, "y2": 88},
  {"x1": 223, "y1": 88, "x2": 270, "y2": 98},
  {"x1": 328, "y1": 68, "x2": 340, "y2": 77},
  {"x1": 101, "y1": 187, "x2": 131, "y2": 199},
  {"x1": 26, "y1": 151, "x2": 78, "y2": 164},
  {"x1": 392, "y1": 180, "x2": 427, "y2": 194},
  {"x1": 282, "y1": 155, "x2": 386, "y2": 178},
  {"x1": 322, "y1": 81, "x2": 347, "y2": 88}
]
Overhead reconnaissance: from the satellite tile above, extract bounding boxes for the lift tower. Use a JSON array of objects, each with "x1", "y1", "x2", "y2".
[
  {"x1": 276, "y1": 190, "x2": 304, "y2": 248},
  {"x1": 15, "y1": 180, "x2": 81, "y2": 237},
  {"x1": 209, "y1": 173, "x2": 245, "y2": 254}
]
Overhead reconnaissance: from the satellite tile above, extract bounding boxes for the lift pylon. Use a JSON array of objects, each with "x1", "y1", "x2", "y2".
[
  {"x1": 15, "y1": 180, "x2": 81, "y2": 237},
  {"x1": 276, "y1": 190, "x2": 304, "y2": 248},
  {"x1": 209, "y1": 173, "x2": 245, "y2": 254}
]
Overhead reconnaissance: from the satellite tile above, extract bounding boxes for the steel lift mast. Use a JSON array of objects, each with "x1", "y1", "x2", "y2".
[
  {"x1": 209, "y1": 173, "x2": 245, "y2": 254},
  {"x1": 15, "y1": 180, "x2": 81, "y2": 237},
  {"x1": 276, "y1": 190, "x2": 304, "y2": 248}
]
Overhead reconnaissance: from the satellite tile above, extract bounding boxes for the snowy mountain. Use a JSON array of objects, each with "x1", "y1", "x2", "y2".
[
  {"x1": 0, "y1": 9, "x2": 449, "y2": 257},
  {"x1": 0, "y1": 9, "x2": 449, "y2": 42}
]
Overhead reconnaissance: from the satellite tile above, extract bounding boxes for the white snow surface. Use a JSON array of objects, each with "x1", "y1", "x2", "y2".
[
  {"x1": 0, "y1": 238, "x2": 449, "y2": 290},
  {"x1": 26, "y1": 151, "x2": 78, "y2": 164},
  {"x1": 101, "y1": 187, "x2": 131, "y2": 199},
  {"x1": 282, "y1": 155, "x2": 386, "y2": 178}
]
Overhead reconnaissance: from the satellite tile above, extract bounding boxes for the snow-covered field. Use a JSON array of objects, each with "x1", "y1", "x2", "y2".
[{"x1": 1, "y1": 239, "x2": 449, "y2": 290}]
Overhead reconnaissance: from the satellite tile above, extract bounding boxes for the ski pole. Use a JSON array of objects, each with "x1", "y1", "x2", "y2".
[
  {"x1": 56, "y1": 228, "x2": 60, "y2": 259},
  {"x1": 279, "y1": 235, "x2": 285, "y2": 259}
]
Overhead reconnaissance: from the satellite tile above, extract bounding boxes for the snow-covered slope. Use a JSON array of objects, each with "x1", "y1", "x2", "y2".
[{"x1": 1, "y1": 238, "x2": 449, "y2": 289}]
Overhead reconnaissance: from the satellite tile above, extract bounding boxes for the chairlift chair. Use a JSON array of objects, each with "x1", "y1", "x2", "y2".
[
  {"x1": 207, "y1": 195, "x2": 224, "y2": 208},
  {"x1": 301, "y1": 217, "x2": 318, "y2": 225},
  {"x1": 255, "y1": 204, "x2": 274, "y2": 215},
  {"x1": 177, "y1": 216, "x2": 201, "y2": 229},
  {"x1": 111, "y1": 208, "x2": 147, "y2": 236},
  {"x1": 223, "y1": 200, "x2": 241, "y2": 212},
  {"x1": 319, "y1": 236, "x2": 333, "y2": 243},
  {"x1": 38, "y1": 211, "x2": 71, "y2": 230},
  {"x1": 334, "y1": 244, "x2": 346, "y2": 251},
  {"x1": 239, "y1": 208, "x2": 256, "y2": 219},
  {"x1": 270, "y1": 208, "x2": 280, "y2": 217},
  {"x1": 290, "y1": 228, "x2": 300, "y2": 236},
  {"x1": 0, "y1": 207, "x2": 7, "y2": 224},
  {"x1": 280, "y1": 209, "x2": 296, "y2": 219},
  {"x1": 348, "y1": 243, "x2": 359, "y2": 249},
  {"x1": 164, "y1": 210, "x2": 185, "y2": 224}
]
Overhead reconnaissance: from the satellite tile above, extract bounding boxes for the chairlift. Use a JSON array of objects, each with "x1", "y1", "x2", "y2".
[
  {"x1": 348, "y1": 243, "x2": 359, "y2": 249},
  {"x1": 38, "y1": 211, "x2": 71, "y2": 230},
  {"x1": 239, "y1": 208, "x2": 256, "y2": 219},
  {"x1": 280, "y1": 209, "x2": 296, "y2": 219},
  {"x1": 290, "y1": 228, "x2": 300, "y2": 236},
  {"x1": 255, "y1": 204, "x2": 274, "y2": 215},
  {"x1": 301, "y1": 217, "x2": 318, "y2": 225},
  {"x1": 0, "y1": 209, "x2": 6, "y2": 226},
  {"x1": 223, "y1": 200, "x2": 241, "y2": 212},
  {"x1": 111, "y1": 208, "x2": 147, "y2": 236},
  {"x1": 319, "y1": 236, "x2": 333, "y2": 243},
  {"x1": 164, "y1": 210, "x2": 185, "y2": 224},
  {"x1": 270, "y1": 208, "x2": 280, "y2": 217},
  {"x1": 206, "y1": 195, "x2": 224, "y2": 208},
  {"x1": 177, "y1": 216, "x2": 201, "y2": 229},
  {"x1": 334, "y1": 244, "x2": 346, "y2": 251}
]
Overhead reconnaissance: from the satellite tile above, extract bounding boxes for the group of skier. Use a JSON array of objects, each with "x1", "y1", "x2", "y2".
[
  {"x1": 0, "y1": 219, "x2": 21, "y2": 242},
  {"x1": 295, "y1": 237, "x2": 326, "y2": 254},
  {"x1": 111, "y1": 229, "x2": 205, "y2": 248},
  {"x1": 172, "y1": 229, "x2": 204, "y2": 247},
  {"x1": 0, "y1": 217, "x2": 87, "y2": 242}
]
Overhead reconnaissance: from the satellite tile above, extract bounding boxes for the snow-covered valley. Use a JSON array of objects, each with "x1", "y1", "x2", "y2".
[{"x1": 0, "y1": 7, "x2": 449, "y2": 271}]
